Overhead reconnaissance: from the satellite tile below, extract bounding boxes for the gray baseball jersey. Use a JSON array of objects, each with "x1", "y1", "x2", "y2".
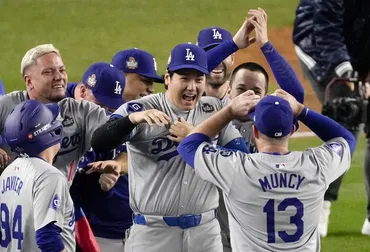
[
  {"x1": 194, "y1": 137, "x2": 351, "y2": 252},
  {"x1": 112, "y1": 92, "x2": 242, "y2": 216},
  {"x1": 0, "y1": 91, "x2": 109, "y2": 185},
  {"x1": 0, "y1": 157, "x2": 75, "y2": 251}
]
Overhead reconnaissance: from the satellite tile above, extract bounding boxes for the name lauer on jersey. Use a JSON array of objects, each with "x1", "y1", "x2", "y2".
[{"x1": 259, "y1": 172, "x2": 306, "y2": 192}]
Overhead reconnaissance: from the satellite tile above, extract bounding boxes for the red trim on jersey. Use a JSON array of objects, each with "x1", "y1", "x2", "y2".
[{"x1": 68, "y1": 160, "x2": 75, "y2": 182}]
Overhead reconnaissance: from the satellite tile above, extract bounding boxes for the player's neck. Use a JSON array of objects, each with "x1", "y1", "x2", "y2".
[
  {"x1": 38, "y1": 145, "x2": 60, "y2": 165},
  {"x1": 258, "y1": 144, "x2": 289, "y2": 155},
  {"x1": 204, "y1": 82, "x2": 229, "y2": 99}
]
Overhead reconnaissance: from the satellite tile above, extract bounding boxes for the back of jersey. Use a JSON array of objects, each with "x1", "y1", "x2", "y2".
[
  {"x1": 0, "y1": 158, "x2": 75, "y2": 251},
  {"x1": 194, "y1": 137, "x2": 351, "y2": 252},
  {"x1": 228, "y1": 138, "x2": 350, "y2": 251}
]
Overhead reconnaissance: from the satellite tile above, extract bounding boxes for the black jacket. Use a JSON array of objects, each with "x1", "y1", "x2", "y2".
[{"x1": 293, "y1": 0, "x2": 370, "y2": 84}]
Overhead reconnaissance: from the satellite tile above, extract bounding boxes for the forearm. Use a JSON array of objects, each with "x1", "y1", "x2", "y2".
[
  {"x1": 36, "y1": 223, "x2": 65, "y2": 252},
  {"x1": 190, "y1": 105, "x2": 234, "y2": 138},
  {"x1": 206, "y1": 39, "x2": 239, "y2": 71},
  {"x1": 298, "y1": 107, "x2": 356, "y2": 153},
  {"x1": 91, "y1": 116, "x2": 136, "y2": 153},
  {"x1": 177, "y1": 133, "x2": 211, "y2": 168},
  {"x1": 114, "y1": 152, "x2": 128, "y2": 174},
  {"x1": 261, "y1": 42, "x2": 304, "y2": 103}
]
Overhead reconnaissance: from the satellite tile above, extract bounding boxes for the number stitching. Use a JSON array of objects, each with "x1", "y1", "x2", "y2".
[
  {"x1": 263, "y1": 198, "x2": 304, "y2": 243},
  {"x1": 0, "y1": 203, "x2": 23, "y2": 249}
]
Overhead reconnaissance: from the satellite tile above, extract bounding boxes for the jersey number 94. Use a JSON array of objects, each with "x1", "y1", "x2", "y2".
[{"x1": 0, "y1": 203, "x2": 23, "y2": 249}]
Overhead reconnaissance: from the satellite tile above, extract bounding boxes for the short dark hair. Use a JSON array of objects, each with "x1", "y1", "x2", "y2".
[{"x1": 230, "y1": 62, "x2": 269, "y2": 92}]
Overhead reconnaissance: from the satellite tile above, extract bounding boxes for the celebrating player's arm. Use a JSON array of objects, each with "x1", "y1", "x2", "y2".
[
  {"x1": 250, "y1": 7, "x2": 304, "y2": 103},
  {"x1": 91, "y1": 102, "x2": 170, "y2": 156},
  {"x1": 205, "y1": 12, "x2": 256, "y2": 72},
  {"x1": 272, "y1": 89, "x2": 355, "y2": 185},
  {"x1": 177, "y1": 90, "x2": 260, "y2": 192}
]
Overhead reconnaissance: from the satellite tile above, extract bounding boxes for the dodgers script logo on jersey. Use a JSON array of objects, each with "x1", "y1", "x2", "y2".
[
  {"x1": 59, "y1": 133, "x2": 81, "y2": 155},
  {"x1": 150, "y1": 137, "x2": 178, "y2": 161}
]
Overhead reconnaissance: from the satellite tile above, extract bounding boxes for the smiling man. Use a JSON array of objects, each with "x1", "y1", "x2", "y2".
[{"x1": 197, "y1": 27, "x2": 234, "y2": 103}]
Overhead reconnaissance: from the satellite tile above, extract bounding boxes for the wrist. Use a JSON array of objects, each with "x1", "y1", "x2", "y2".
[
  {"x1": 259, "y1": 39, "x2": 269, "y2": 48},
  {"x1": 295, "y1": 104, "x2": 305, "y2": 117}
]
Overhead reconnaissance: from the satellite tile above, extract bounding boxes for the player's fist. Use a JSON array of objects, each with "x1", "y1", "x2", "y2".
[
  {"x1": 271, "y1": 89, "x2": 304, "y2": 117},
  {"x1": 129, "y1": 109, "x2": 170, "y2": 127},
  {"x1": 167, "y1": 117, "x2": 194, "y2": 143},
  {"x1": 86, "y1": 160, "x2": 122, "y2": 176},
  {"x1": 233, "y1": 16, "x2": 256, "y2": 49},
  {"x1": 248, "y1": 8, "x2": 269, "y2": 47},
  {"x1": 0, "y1": 148, "x2": 10, "y2": 170},
  {"x1": 228, "y1": 90, "x2": 260, "y2": 121},
  {"x1": 99, "y1": 173, "x2": 119, "y2": 191}
]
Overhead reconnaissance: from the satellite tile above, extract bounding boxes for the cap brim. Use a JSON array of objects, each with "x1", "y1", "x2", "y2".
[
  {"x1": 169, "y1": 65, "x2": 209, "y2": 75},
  {"x1": 45, "y1": 103, "x2": 61, "y2": 121},
  {"x1": 140, "y1": 73, "x2": 165, "y2": 84},
  {"x1": 94, "y1": 93, "x2": 125, "y2": 110},
  {"x1": 203, "y1": 43, "x2": 222, "y2": 51}
]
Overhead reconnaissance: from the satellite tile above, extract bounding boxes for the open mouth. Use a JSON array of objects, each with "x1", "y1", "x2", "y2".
[
  {"x1": 212, "y1": 69, "x2": 224, "y2": 74},
  {"x1": 52, "y1": 84, "x2": 64, "y2": 90},
  {"x1": 182, "y1": 94, "x2": 196, "y2": 102}
]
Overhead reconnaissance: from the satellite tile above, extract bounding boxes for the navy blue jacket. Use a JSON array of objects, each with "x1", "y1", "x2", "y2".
[{"x1": 293, "y1": 0, "x2": 370, "y2": 84}]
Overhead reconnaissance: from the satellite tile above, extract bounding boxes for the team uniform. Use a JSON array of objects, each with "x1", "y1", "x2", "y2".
[
  {"x1": 66, "y1": 62, "x2": 132, "y2": 252},
  {"x1": 191, "y1": 137, "x2": 350, "y2": 251},
  {"x1": 111, "y1": 93, "x2": 243, "y2": 252},
  {"x1": 0, "y1": 157, "x2": 76, "y2": 251},
  {"x1": 0, "y1": 91, "x2": 109, "y2": 184}
]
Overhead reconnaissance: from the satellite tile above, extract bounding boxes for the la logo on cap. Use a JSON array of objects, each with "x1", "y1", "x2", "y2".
[
  {"x1": 87, "y1": 74, "x2": 97, "y2": 87},
  {"x1": 212, "y1": 29, "x2": 222, "y2": 40},
  {"x1": 185, "y1": 48, "x2": 195, "y2": 61},
  {"x1": 126, "y1": 57, "x2": 138, "y2": 69}
]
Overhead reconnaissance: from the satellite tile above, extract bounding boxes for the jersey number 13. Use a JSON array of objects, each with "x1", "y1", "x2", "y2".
[{"x1": 263, "y1": 197, "x2": 304, "y2": 243}]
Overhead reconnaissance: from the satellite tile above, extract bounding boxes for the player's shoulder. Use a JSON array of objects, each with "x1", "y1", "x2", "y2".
[
  {"x1": 198, "y1": 96, "x2": 224, "y2": 112},
  {"x1": 0, "y1": 90, "x2": 27, "y2": 109},
  {"x1": 305, "y1": 137, "x2": 349, "y2": 156},
  {"x1": 125, "y1": 93, "x2": 163, "y2": 111}
]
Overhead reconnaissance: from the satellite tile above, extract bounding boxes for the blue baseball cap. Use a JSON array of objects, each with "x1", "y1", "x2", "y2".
[
  {"x1": 197, "y1": 27, "x2": 233, "y2": 50},
  {"x1": 253, "y1": 96, "x2": 294, "y2": 138},
  {"x1": 0, "y1": 79, "x2": 5, "y2": 95},
  {"x1": 81, "y1": 62, "x2": 126, "y2": 109},
  {"x1": 111, "y1": 48, "x2": 163, "y2": 83},
  {"x1": 167, "y1": 43, "x2": 209, "y2": 74}
]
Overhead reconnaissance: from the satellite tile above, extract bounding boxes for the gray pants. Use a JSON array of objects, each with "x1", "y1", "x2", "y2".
[
  {"x1": 298, "y1": 59, "x2": 363, "y2": 202},
  {"x1": 124, "y1": 219, "x2": 222, "y2": 252}
]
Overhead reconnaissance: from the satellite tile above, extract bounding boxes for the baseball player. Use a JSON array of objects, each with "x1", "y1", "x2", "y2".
[
  {"x1": 197, "y1": 27, "x2": 234, "y2": 103},
  {"x1": 89, "y1": 40, "x2": 254, "y2": 252},
  {"x1": 111, "y1": 48, "x2": 164, "y2": 101},
  {"x1": 0, "y1": 44, "x2": 108, "y2": 251},
  {"x1": 67, "y1": 62, "x2": 132, "y2": 252},
  {"x1": 0, "y1": 99, "x2": 75, "y2": 252},
  {"x1": 195, "y1": 9, "x2": 305, "y2": 252},
  {"x1": 177, "y1": 89, "x2": 355, "y2": 252}
]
